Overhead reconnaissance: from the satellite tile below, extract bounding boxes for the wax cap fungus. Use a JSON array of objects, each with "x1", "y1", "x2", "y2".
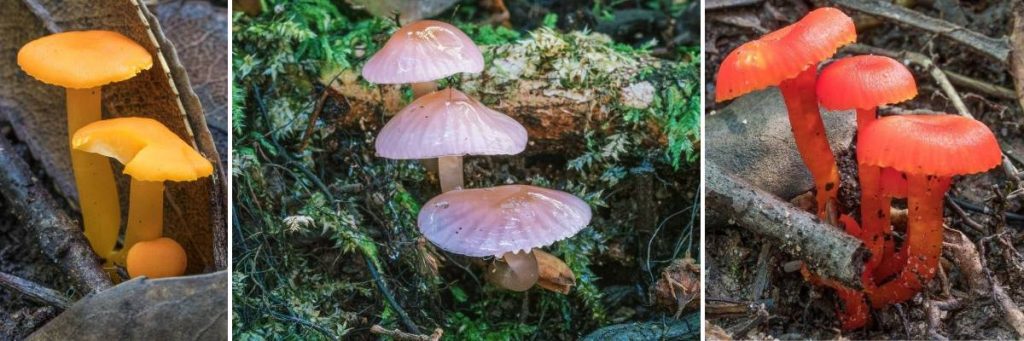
[
  {"x1": 715, "y1": 7, "x2": 855, "y2": 102},
  {"x1": 18, "y1": 30, "x2": 152, "y2": 89},
  {"x1": 72, "y1": 117, "x2": 213, "y2": 182},
  {"x1": 817, "y1": 55, "x2": 917, "y2": 110},
  {"x1": 375, "y1": 88, "x2": 527, "y2": 159},
  {"x1": 362, "y1": 20, "x2": 483, "y2": 84},
  {"x1": 418, "y1": 185, "x2": 592, "y2": 257},
  {"x1": 858, "y1": 115, "x2": 1001, "y2": 176}
]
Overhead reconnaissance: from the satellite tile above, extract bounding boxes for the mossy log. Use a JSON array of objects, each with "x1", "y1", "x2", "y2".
[{"x1": 317, "y1": 29, "x2": 695, "y2": 155}]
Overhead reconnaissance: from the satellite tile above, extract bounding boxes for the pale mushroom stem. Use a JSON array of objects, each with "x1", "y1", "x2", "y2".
[
  {"x1": 411, "y1": 81, "x2": 437, "y2": 98},
  {"x1": 487, "y1": 250, "x2": 539, "y2": 292},
  {"x1": 66, "y1": 87, "x2": 121, "y2": 257},
  {"x1": 438, "y1": 155, "x2": 464, "y2": 192},
  {"x1": 112, "y1": 178, "x2": 164, "y2": 265}
]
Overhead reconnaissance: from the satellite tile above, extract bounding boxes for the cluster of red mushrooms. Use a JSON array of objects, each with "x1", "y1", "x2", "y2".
[
  {"x1": 716, "y1": 8, "x2": 1003, "y2": 330},
  {"x1": 362, "y1": 20, "x2": 592, "y2": 293},
  {"x1": 17, "y1": 31, "x2": 213, "y2": 280}
]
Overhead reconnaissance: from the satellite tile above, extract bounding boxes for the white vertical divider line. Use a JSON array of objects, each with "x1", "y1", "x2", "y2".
[
  {"x1": 226, "y1": 1, "x2": 235, "y2": 338},
  {"x1": 699, "y1": 0, "x2": 707, "y2": 338}
]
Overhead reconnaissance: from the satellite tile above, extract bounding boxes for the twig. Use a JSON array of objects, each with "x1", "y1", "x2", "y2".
[
  {"x1": 706, "y1": 162, "x2": 868, "y2": 288},
  {"x1": 0, "y1": 135, "x2": 112, "y2": 294},
  {"x1": 706, "y1": 0, "x2": 763, "y2": 10},
  {"x1": 366, "y1": 257, "x2": 421, "y2": 334},
  {"x1": 0, "y1": 271, "x2": 71, "y2": 310},
  {"x1": 1009, "y1": 2, "x2": 1024, "y2": 113},
  {"x1": 831, "y1": 0, "x2": 1011, "y2": 64},
  {"x1": 369, "y1": 325, "x2": 442, "y2": 341},
  {"x1": 943, "y1": 70, "x2": 1017, "y2": 100}
]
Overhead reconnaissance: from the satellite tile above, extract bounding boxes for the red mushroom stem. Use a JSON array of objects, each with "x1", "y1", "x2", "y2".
[
  {"x1": 801, "y1": 214, "x2": 869, "y2": 330},
  {"x1": 867, "y1": 175, "x2": 950, "y2": 308},
  {"x1": 777, "y1": 67, "x2": 840, "y2": 220},
  {"x1": 855, "y1": 107, "x2": 890, "y2": 285}
]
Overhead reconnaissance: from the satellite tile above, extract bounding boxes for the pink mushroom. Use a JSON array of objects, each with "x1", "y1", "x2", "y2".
[
  {"x1": 362, "y1": 20, "x2": 484, "y2": 98},
  {"x1": 418, "y1": 185, "x2": 592, "y2": 291},
  {"x1": 375, "y1": 88, "x2": 527, "y2": 192}
]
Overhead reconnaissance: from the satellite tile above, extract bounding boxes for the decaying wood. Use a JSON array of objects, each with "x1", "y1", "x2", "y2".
[
  {"x1": 0, "y1": 135, "x2": 111, "y2": 295},
  {"x1": 706, "y1": 162, "x2": 868, "y2": 288},
  {"x1": 28, "y1": 271, "x2": 228, "y2": 340},
  {"x1": 0, "y1": 0, "x2": 226, "y2": 273},
  {"x1": 317, "y1": 30, "x2": 686, "y2": 155},
  {"x1": 581, "y1": 313, "x2": 699, "y2": 340},
  {"x1": 0, "y1": 271, "x2": 70, "y2": 310},
  {"x1": 832, "y1": 0, "x2": 1012, "y2": 64}
]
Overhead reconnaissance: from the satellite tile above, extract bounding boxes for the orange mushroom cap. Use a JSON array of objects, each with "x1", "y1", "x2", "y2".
[
  {"x1": 72, "y1": 117, "x2": 213, "y2": 182},
  {"x1": 17, "y1": 30, "x2": 152, "y2": 89},
  {"x1": 817, "y1": 55, "x2": 917, "y2": 110},
  {"x1": 715, "y1": 7, "x2": 856, "y2": 102},
  {"x1": 858, "y1": 115, "x2": 1001, "y2": 177},
  {"x1": 126, "y1": 237, "x2": 187, "y2": 279}
]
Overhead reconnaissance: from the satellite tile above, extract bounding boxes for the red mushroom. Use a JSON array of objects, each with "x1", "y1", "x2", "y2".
[
  {"x1": 816, "y1": 55, "x2": 917, "y2": 284},
  {"x1": 859, "y1": 115, "x2": 1001, "y2": 307},
  {"x1": 716, "y1": 7, "x2": 856, "y2": 219}
]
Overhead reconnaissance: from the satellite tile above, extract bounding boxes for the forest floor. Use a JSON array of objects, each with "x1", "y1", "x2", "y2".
[
  {"x1": 705, "y1": 0, "x2": 1024, "y2": 339},
  {"x1": 231, "y1": 0, "x2": 700, "y2": 340}
]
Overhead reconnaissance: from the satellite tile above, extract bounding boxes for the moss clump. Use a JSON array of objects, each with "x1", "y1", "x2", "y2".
[{"x1": 232, "y1": 1, "x2": 700, "y2": 339}]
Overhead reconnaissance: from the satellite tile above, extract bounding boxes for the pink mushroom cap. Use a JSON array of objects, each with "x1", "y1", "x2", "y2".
[
  {"x1": 362, "y1": 20, "x2": 484, "y2": 84},
  {"x1": 418, "y1": 185, "x2": 593, "y2": 257},
  {"x1": 375, "y1": 88, "x2": 527, "y2": 159}
]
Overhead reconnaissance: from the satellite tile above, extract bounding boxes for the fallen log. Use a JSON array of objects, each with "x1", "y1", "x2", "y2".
[
  {"x1": 312, "y1": 28, "x2": 696, "y2": 156},
  {"x1": 706, "y1": 161, "x2": 868, "y2": 288}
]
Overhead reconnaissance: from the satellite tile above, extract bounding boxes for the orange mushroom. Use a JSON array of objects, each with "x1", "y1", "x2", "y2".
[
  {"x1": 71, "y1": 117, "x2": 213, "y2": 266},
  {"x1": 126, "y1": 237, "x2": 187, "y2": 279},
  {"x1": 716, "y1": 8, "x2": 856, "y2": 219},
  {"x1": 17, "y1": 31, "x2": 153, "y2": 258},
  {"x1": 816, "y1": 55, "x2": 917, "y2": 285},
  {"x1": 859, "y1": 115, "x2": 1001, "y2": 307}
]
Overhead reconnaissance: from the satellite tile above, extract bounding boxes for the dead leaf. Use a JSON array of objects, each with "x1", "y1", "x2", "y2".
[
  {"x1": 27, "y1": 271, "x2": 227, "y2": 340},
  {"x1": 534, "y1": 249, "x2": 575, "y2": 294},
  {"x1": 0, "y1": 0, "x2": 226, "y2": 273}
]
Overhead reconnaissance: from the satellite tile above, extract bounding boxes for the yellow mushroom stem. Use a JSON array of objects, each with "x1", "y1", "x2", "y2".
[
  {"x1": 111, "y1": 178, "x2": 164, "y2": 265},
  {"x1": 437, "y1": 155, "x2": 463, "y2": 192},
  {"x1": 66, "y1": 87, "x2": 121, "y2": 257}
]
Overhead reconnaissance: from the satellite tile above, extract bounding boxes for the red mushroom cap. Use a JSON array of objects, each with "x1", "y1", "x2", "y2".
[
  {"x1": 362, "y1": 20, "x2": 484, "y2": 84},
  {"x1": 715, "y1": 7, "x2": 856, "y2": 102},
  {"x1": 858, "y1": 115, "x2": 1001, "y2": 177},
  {"x1": 817, "y1": 55, "x2": 918, "y2": 110},
  {"x1": 418, "y1": 185, "x2": 592, "y2": 257},
  {"x1": 374, "y1": 88, "x2": 527, "y2": 159}
]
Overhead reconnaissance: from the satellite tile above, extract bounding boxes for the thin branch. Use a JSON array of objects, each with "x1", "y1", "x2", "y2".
[
  {"x1": 0, "y1": 135, "x2": 111, "y2": 294},
  {"x1": 0, "y1": 271, "x2": 71, "y2": 309},
  {"x1": 705, "y1": 162, "x2": 868, "y2": 288},
  {"x1": 831, "y1": 0, "x2": 1011, "y2": 64}
]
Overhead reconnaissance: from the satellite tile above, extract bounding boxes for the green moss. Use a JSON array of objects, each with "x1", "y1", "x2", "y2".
[{"x1": 232, "y1": 2, "x2": 700, "y2": 339}]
